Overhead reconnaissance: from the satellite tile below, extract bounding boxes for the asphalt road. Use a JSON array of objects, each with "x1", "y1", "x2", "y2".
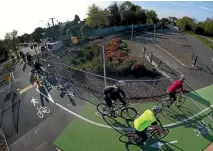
[
  {"x1": 8, "y1": 63, "x2": 89, "y2": 150},
  {"x1": 136, "y1": 28, "x2": 213, "y2": 90}
]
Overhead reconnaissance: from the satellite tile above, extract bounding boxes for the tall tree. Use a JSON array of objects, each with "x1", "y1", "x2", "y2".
[
  {"x1": 0, "y1": 40, "x2": 8, "y2": 59},
  {"x1": 74, "y1": 14, "x2": 81, "y2": 22},
  {"x1": 107, "y1": 2, "x2": 121, "y2": 26},
  {"x1": 120, "y1": 1, "x2": 135, "y2": 25},
  {"x1": 32, "y1": 27, "x2": 45, "y2": 42},
  {"x1": 4, "y1": 30, "x2": 19, "y2": 58},
  {"x1": 86, "y1": 4, "x2": 109, "y2": 29},
  {"x1": 145, "y1": 10, "x2": 158, "y2": 24}
]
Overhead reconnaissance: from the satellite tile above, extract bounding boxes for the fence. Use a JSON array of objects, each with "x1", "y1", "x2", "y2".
[
  {"x1": 0, "y1": 128, "x2": 9, "y2": 151},
  {"x1": 0, "y1": 92, "x2": 20, "y2": 140},
  {"x1": 40, "y1": 55, "x2": 173, "y2": 101},
  {"x1": 0, "y1": 64, "x2": 21, "y2": 142}
]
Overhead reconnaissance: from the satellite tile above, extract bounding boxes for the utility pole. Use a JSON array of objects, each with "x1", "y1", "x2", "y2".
[
  {"x1": 131, "y1": 23, "x2": 133, "y2": 41},
  {"x1": 49, "y1": 17, "x2": 56, "y2": 41},
  {"x1": 102, "y1": 45, "x2": 106, "y2": 87},
  {"x1": 50, "y1": 17, "x2": 55, "y2": 27},
  {"x1": 154, "y1": 24, "x2": 156, "y2": 38}
]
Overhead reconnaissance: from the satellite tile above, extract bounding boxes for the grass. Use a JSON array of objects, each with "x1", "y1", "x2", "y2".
[
  {"x1": 54, "y1": 96, "x2": 213, "y2": 151},
  {"x1": 184, "y1": 31, "x2": 213, "y2": 51}
]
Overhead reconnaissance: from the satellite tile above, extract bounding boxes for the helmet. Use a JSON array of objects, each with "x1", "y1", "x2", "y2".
[{"x1": 180, "y1": 75, "x2": 185, "y2": 81}]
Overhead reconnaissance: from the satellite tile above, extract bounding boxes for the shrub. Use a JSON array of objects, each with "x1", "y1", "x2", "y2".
[
  {"x1": 79, "y1": 58, "x2": 86, "y2": 63},
  {"x1": 122, "y1": 47, "x2": 131, "y2": 52},
  {"x1": 119, "y1": 43, "x2": 127, "y2": 49},
  {"x1": 71, "y1": 58, "x2": 80, "y2": 65}
]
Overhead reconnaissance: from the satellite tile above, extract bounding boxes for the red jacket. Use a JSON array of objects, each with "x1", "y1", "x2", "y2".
[{"x1": 168, "y1": 80, "x2": 183, "y2": 93}]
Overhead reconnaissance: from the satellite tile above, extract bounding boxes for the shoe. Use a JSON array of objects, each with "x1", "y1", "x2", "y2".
[{"x1": 110, "y1": 113, "x2": 117, "y2": 118}]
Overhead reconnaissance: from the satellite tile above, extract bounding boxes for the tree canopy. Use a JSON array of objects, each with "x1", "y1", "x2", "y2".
[{"x1": 86, "y1": 4, "x2": 109, "y2": 29}]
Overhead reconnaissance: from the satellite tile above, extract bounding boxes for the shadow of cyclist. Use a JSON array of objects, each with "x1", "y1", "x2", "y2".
[{"x1": 102, "y1": 116, "x2": 132, "y2": 134}]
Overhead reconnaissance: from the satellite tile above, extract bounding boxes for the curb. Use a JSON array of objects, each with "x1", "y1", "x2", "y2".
[{"x1": 150, "y1": 38, "x2": 191, "y2": 68}]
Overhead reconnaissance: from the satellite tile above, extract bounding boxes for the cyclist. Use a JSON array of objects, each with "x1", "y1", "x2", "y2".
[
  {"x1": 26, "y1": 53, "x2": 33, "y2": 66},
  {"x1": 34, "y1": 61, "x2": 44, "y2": 76},
  {"x1": 103, "y1": 84, "x2": 126, "y2": 117},
  {"x1": 167, "y1": 75, "x2": 186, "y2": 105},
  {"x1": 133, "y1": 109, "x2": 165, "y2": 145}
]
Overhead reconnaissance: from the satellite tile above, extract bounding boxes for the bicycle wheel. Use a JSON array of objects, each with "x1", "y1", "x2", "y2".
[
  {"x1": 97, "y1": 103, "x2": 110, "y2": 116},
  {"x1": 119, "y1": 132, "x2": 139, "y2": 144},
  {"x1": 175, "y1": 96, "x2": 186, "y2": 106},
  {"x1": 37, "y1": 112, "x2": 44, "y2": 118},
  {"x1": 157, "y1": 99, "x2": 170, "y2": 108},
  {"x1": 44, "y1": 107, "x2": 50, "y2": 113},
  {"x1": 121, "y1": 107, "x2": 137, "y2": 120}
]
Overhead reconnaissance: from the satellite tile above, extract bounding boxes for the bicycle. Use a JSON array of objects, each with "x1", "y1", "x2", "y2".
[
  {"x1": 157, "y1": 92, "x2": 186, "y2": 108},
  {"x1": 119, "y1": 124, "x2": 169, "y2": 145},
  {"x1": 37, "y1": 106, "x2": 50, "y2": 118},
  {"x1": 97, "y1": 99, "x2": 137, "y2": 120}
]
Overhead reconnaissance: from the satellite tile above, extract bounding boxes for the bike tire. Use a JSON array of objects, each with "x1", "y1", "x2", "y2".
[
  {"x1": 97, "y1": 103, "x2": 110, "y2": 116},
  {"x1": 121, "y1": 107, "x2": 137, "y2": 120},
  {"x1": 119, "y1": 132, "x2": 139, "y2": 144},
  {"x1": 44, "y1": 107, "x2": 50, "y2": 113},
  {"x1": 37, "y1": 112, "x2": 44, "y2": 118},
  {"x1": 157, "y1": 99, "x2": 170, "y2": 108},
  {"x1": 175, "y1": 96, "x2": 186, "y2": 106}
]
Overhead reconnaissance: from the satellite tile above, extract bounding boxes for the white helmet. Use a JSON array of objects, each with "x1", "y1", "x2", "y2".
[{"x1": 180, "y1": 75, "x2": 185, "y2": 81}]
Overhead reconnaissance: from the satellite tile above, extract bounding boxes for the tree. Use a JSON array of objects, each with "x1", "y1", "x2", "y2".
[
  {"x1": 204, "y1": 18, "x2": 213, "y2": 36},
  {"x1": 120, "y1": 1, "x2": 135, "y2": 25},
  {"x1": 86, "y1": 4, "x2": 109, "y2": 29},
  {"x1": 4, "y1": 30, "x2": 19, "y2": 58},
  {"x1": 74, "y1": 14, "x2": 81, "y2": 22},
  {"x1": 32, "y1": 27, "x2": 45, "y2": 42},
  {"x1": 176, "y1": 16, "x2": 196, "y2": 31},
  {"x1": 145, "y1": 10, "x2": 158, "y2": 24},
  {"x1": 0, "y1": 40, "x2": 9, "y2": 60},
  {"x1": 168, "y1": 16, "x2": 177, "y2": 23},
  {"x1": 107, "y1": 2, "x2": 121, "y2": 26}
]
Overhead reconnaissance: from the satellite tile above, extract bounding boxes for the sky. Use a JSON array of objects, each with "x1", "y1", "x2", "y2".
[{"x1": 0, "y1": 0, "x2": 213, "y2": 39}]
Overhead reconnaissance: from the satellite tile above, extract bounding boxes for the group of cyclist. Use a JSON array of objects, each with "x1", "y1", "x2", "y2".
[
  {"x1": 20, "y1": 51, "x2": 44, "y2": 75},
  {"x1": 103, "y1": 75, "x2": 186, "y2": 145}
]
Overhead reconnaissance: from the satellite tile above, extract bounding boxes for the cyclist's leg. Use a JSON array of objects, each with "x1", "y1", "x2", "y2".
[
  {"x1": 104, "y1": 95, "x2": 113, "y2": 111},
  {"x1": 169, "y1": 92, "x2": 176, "y2": 104},
  {"x1": 136, "y1": 129, "x2": 148, "y2": 143},
  {"x1": 117, "y1": 94, "x2": 126, "y2": 106},
  {"x1": 151, "y1": 121, "x2": 167, "y2": 135}
]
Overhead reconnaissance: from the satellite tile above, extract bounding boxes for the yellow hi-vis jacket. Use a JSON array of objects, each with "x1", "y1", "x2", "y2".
[{"x1": 134, "y1": 109, "x2": 156, "y2": 131}]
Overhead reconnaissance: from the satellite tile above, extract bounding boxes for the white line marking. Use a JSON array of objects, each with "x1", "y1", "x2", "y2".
[
  {"x1": 150, "y1": 140, "x2": 178, "y2": 149},
  {"x1": 35, "y1": 86, "x2": 213, "y2": 131},
  {"x1": 31, "y1": 97, "x2": 39, "y2": 106}
]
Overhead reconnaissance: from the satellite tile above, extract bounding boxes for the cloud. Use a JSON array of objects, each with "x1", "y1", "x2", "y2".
[
  {"x1": 199, "y1": 5, "x2": 213, "y2": 12},
  {"x1": 167, "y1": 2, "x2": 190, "y2": 7}
]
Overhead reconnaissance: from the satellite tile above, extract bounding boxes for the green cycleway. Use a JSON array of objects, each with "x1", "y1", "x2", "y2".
[{"x1": 54, "y1": 85, "x2": 213, "y2": 151}]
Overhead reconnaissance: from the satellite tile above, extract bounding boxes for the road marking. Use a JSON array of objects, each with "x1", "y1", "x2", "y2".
[
  {"x1": 19, "y1": 84, "x2": 36, "y2": 94},
  {"x1": 31, "y1": 97, "x2": 39, "y2": 106},
  {"x1": 150, "y1": 140, "x2": 178, "y2": 149},
  {"x1": 35, "y1": 86, "x2": 213, "y2": 131}
]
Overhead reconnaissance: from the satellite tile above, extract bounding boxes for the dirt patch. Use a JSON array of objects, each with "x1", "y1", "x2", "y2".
[{"x1": 204, "y1": 143, "x2": 213, "y2": 151}]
